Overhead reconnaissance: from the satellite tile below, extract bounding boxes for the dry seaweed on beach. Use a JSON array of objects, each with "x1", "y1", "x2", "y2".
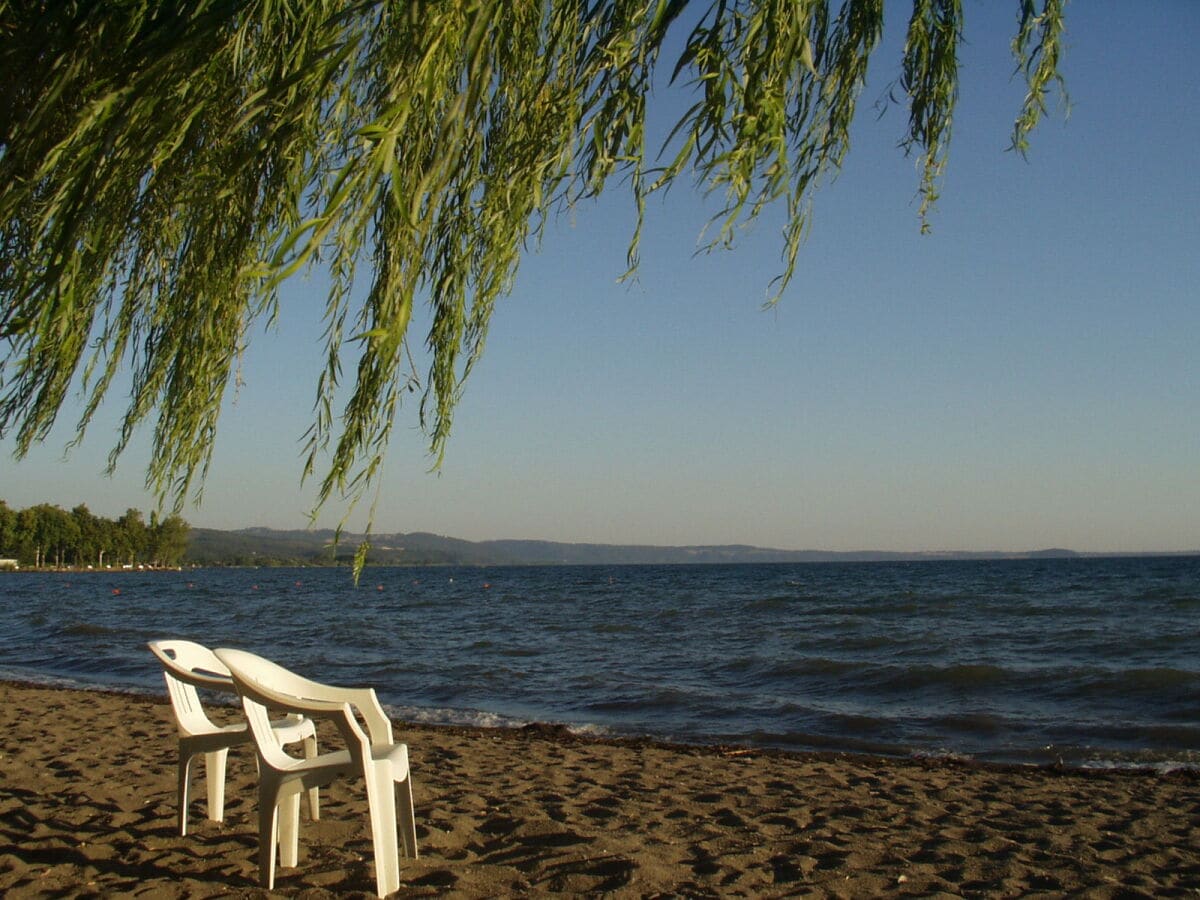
[{"x1": 1, "y1": 680, "x2": 1199, "y2": 897}]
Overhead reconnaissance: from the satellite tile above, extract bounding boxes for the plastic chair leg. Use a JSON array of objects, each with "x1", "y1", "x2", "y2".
[
  {"x1": 398, "y1": 776, "x2": 418, "y2": 859},
  {"x1": 177, "y1": 750, "x2": 194, "y2": 836},
  {"x1": 205, "y1": 747, "x2": 229, "y2": 822},
  {"x1": 303, "y1": 734, "x2": 320, "y2": 820},
  {"x1": 365, "y1": 766, "x2": 401, "y2": 898},
  {"x1": 259, "y1": 788, "x2": 280, "y2": 890},
  {"x1": 279, "y1": 791, "x2": 301, "y2": 869}
]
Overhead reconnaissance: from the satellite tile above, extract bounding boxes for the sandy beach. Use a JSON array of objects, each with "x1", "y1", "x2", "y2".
[{"x1": 0, "y1": 680, "x2": 1197, "y2": 897}]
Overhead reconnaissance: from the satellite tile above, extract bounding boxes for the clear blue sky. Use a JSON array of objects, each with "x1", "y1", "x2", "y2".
[{"x1": 3, "y1": 2, "x2": 1198, "y2": 553}]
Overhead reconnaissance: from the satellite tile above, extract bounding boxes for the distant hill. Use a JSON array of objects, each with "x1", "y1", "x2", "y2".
[{"x1": 184, "y1": 526, "x2": 1088, "y2": 568}]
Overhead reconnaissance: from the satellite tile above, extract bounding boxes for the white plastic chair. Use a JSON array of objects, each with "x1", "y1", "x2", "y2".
[
  {"x1": 214, "y1": 647, "x2": 418, "y2": 897},
  {"x1": 148, "y1": 639, "x2": 320, "y2": 835}
]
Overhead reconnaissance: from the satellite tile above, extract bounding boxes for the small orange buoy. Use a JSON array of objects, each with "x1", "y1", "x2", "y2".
[
  {"x1": 377, "y1": 584, "x2": 384, "y2": 591},
  {"x1": 112, "y1": 588, "x2": 120, "y2": 595}
]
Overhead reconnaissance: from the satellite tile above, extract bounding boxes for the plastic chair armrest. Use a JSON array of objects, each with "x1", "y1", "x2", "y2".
[
  {"x1": 176, "y1": 669, "x2": 237, "y2": 692},
  {"x1": 288, "y1": 680, "x2": 394, "y2": 745},
  {"x1": 351, "y1": 688, "x2": 394, "y2": 746},
  {"x1": 243, "y1": 678, "x2": 347, "y2": 719},
  {"x1": 236, "y1": 677, "x2": 372, "y2": 752}
]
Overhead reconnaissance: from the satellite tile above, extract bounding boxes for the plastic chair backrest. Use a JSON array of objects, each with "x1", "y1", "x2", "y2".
[
  {"x1": 148, "y1": 639, "x2": 235, "y2": 736},
  {"x1": 216, "y1": 648, "x2": 332, "y2": 771}
]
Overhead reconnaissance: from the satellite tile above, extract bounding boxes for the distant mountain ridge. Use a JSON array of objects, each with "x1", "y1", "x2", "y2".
[{"x1": 185, "y1": 526, "x2": 1099, "y2": 567}]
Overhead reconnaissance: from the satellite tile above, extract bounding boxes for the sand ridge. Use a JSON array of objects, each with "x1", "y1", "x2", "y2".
[{"x1": 0, "y1": 680, "x2": 1197, "y2": 897}]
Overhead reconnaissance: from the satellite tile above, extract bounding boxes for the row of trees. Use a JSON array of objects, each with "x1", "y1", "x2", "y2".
[{"x1": 0, "y1": 500, "x2": 189, "y2": 569}]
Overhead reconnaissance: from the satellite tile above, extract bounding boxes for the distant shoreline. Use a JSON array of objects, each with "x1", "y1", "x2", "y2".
[
  {"x1": 183, "y1": 525, "x2": 1200, "y2": 568},
  {"x1": 3, "y1": 549, "x2": 1198, "y2": 573},
  {"x1": 0, "y1": 565, "x2": 188, "y2": 574}
]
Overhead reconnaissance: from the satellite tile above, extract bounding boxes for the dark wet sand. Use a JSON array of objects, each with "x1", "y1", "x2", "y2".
[{"x1": 1, "y1": 680, "x2": 1197, "y2": 897}]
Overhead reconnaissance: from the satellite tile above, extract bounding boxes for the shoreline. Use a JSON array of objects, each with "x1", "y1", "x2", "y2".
[
  {"x1": 0, "y1": 678, "x2": 1115, "y2": 776},
  {"x1": 4, "y1": 550, "x2": 1199, "y2": 575},
  {"x1": 2, "y1": 678, "x2": 1198, "y2": 896},
  {"x1": 3, "y1": 673, "x2": 1195, "y2": 776}
]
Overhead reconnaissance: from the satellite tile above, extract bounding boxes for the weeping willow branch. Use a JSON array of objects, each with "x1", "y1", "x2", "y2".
[{"x1": 0, "y1": 1, "x2": 1068, "y2": 547}]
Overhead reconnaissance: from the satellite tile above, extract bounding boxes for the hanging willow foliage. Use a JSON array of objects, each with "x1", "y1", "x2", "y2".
[{"x1": 0, "y1": 1, "x2": 1068, "y2": 522}]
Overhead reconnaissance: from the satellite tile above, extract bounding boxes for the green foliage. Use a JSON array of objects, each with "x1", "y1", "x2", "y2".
[
  {"x1": 0, "y1": 1, "x2": 1068, "y2": 569},
  {"x1": 151, "y1": 512, "x2": 191, "y2": 566},
  {"x1": 0, "y1": 498, "x2": 188, "y2": 568},
  {"x1": 1011, "y1": 0, "x2": 1069, "y2": 155}
]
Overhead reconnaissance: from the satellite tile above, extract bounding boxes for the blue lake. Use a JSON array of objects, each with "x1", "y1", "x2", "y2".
[{"x1": 2, "y1": 555, "x2": 1197, "y2": 769}]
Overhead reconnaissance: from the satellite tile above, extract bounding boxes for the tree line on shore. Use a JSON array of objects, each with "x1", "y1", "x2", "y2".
[{"x1": 0, "y1": 500, "x2": 189, "y2": 569}]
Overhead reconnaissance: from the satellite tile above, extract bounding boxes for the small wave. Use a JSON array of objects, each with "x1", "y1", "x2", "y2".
[
  {"x1": 746, "y1": 595, "x2": 798, "y2": 611},
  {"x1": 1085, "y1": 760, "x2": 1200, "y2": 774},
  {"x1": 1067, "y1": 666, "x2": 1200, "y2": 696},
  {"x1": 930, "y1": 711, "x2": 1013, "y2": 736},
  {"x1": 881, "y1": 662, "x2": 1012, "y2": 692},
  {"x1": 0, "y1": 665, "x2": 160, "y2": 696},
  {"x1": 717, "y1": 656, "x2": 760, "y2": 674},
  {"x1": 1121, "y1": 667, "x2": 1200, "y2": 689},
  {"x1": 498, "y1": 647, "x2": 542, "y2": 658},
  {"x1": 798, "y1": 601, "x2": 925, "y2": 618},
  {"x1": 590, "y1": 622, "x2": 640, "y2": 634},
  {"x1": 385, "y1": 703, "x2": 529, "y2": 730},
  {"x1": 1135, "y1": 586, "x2": 1182, "y2": 602},
  {"x1": 564, "y1": 722, "x2": 612, "y2": 738},
  {"x1": 1069, "y1": 720, "x2": 1200, "y2": 748},
  {"x1": 59, "y1": 622, "x2": 122, "y2": 636},
  {"x1": 583, "y1": 685, "x2": 701, "y2": 714},
  {"x1": 743, "y1": 727, "x2": 913, "y2": 759},
  {"x1": 766, "y1": 657, "x2": 866, "y2": 679},
  {"x1": 1036, "y1": 741, "x2": 1200, "y2": 772}
]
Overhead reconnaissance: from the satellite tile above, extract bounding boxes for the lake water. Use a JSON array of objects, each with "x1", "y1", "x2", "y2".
[{"x1": 1, "y1": 555, "x2": 1197, "y2": 769}]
